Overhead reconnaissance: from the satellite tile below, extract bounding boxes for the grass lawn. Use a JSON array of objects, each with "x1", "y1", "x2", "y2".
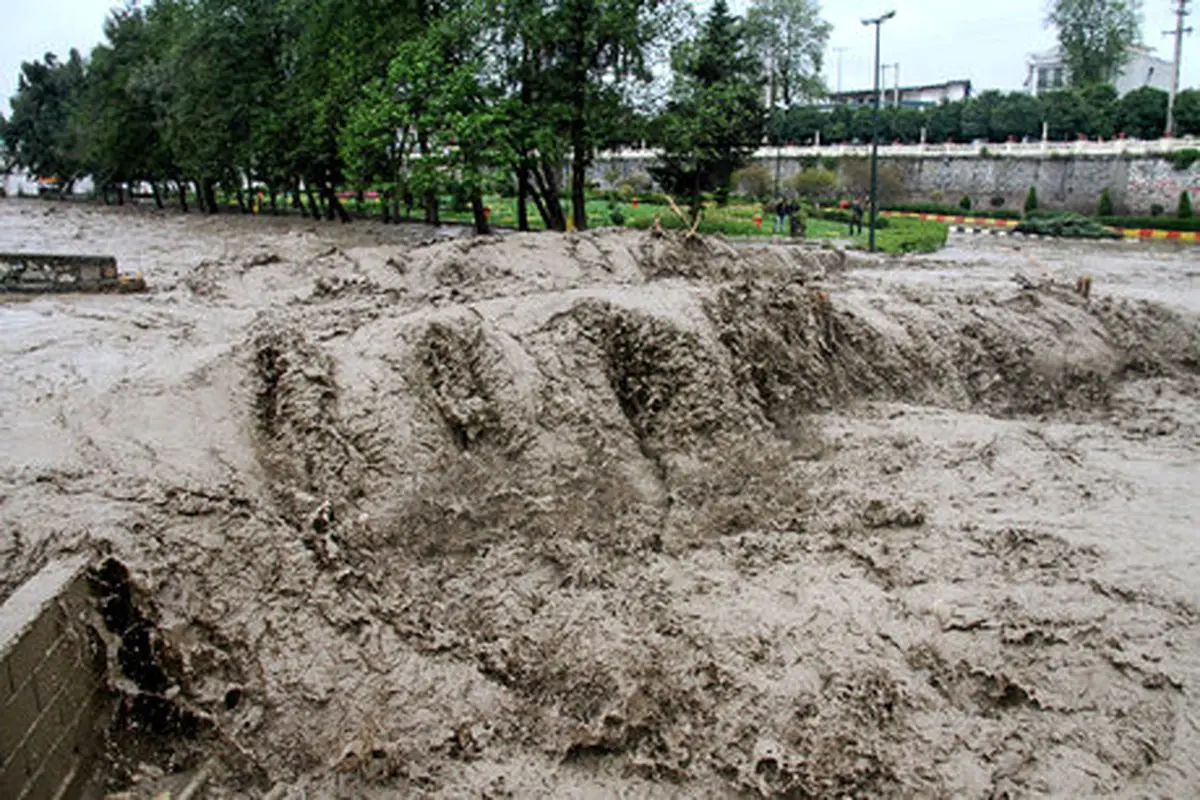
[{"x1": 361, "y1": 195, "x2": 949, "y2": 255}]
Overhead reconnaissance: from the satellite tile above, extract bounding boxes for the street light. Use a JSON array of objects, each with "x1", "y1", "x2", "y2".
[{"x1": 862, "y1": 10, "x2": 895, "y2": 253}]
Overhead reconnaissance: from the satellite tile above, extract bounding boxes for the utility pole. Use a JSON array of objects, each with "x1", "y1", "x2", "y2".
[
  {"x1": 1165, "y1": 0, "x2": 1193, "y2": 138},
  {"x1": 833, "y1": 47, "x2": 848, "y2": 94},
  {"x1": 863, "y1": 11, "x2": 896, "y2": 253}
]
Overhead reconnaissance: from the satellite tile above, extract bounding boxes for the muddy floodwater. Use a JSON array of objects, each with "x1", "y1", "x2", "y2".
[{"x1": 1, "y1": 199, "x2": 1198, "y2": 797}]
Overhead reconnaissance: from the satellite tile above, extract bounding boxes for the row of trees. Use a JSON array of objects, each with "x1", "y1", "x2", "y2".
[
  {"x1": 770, "y1": 85, "x2": 1200, "y2": 147},
  {"x1": 0, "y1": 0, "x2": 829, "y2": 228}
]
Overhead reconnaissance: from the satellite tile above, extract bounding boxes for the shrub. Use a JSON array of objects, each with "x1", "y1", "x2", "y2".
[
  {"x1": 609, "y1": 206, "x2": 625, "y2": 226},
  {"x1": 731, "y1": 164, "x2": 773, "y2": 200},
  {"x1": 1015, "y1": 211, "x2": 1121, "y2": 239},
  {"x1": 821, "y1": 157, "x2": 839, "y2": 172},
  {"x1": 1098, "y1": 215, "x2": 1200, "y2": 232},
  {"x1": 1164, "y1": 148, "x2": 1200, "y2": 171},
  {"x1": 786, "y1": 167, "x2": 839, "y2": 201},
  {"x1": 928, "y1": 189, "x2": 945, "y2": 203},
  {"x1": 1150, "y1": 203, "x2": 1165, "y2": 217},
  {"x1": 1097, "y1": 188, "x2": 1114, "y2": 217},
  {"x1": 617, "y1": 172, "x2": 654, "y2": 196},
  {"x1": 839, "y1": 158, "x2": 905, "y2": 202},
  {"x1": 883, "y1": 201, "x2": 1021, "y2": 219},
  {"x1": 603, "y1": 168, "x2": 621, "y2": 185},
  {"x1": 990, "y1": 195, "x2": 1006, "y2": 208},
  {"x1": 1178, "y1": 190, "x2": 1193, "y2": 219},
  {"x1": 1024, "y1": 186, "x2": 1039, "y2": 214},
  {"x1": 958, "y1": 194, "x2": 972, "y2": 211}
]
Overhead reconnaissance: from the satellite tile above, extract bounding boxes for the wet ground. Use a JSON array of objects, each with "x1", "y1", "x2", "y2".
[{"x1": 0, "y1": 200, "x2": 1197, "y2": 798}]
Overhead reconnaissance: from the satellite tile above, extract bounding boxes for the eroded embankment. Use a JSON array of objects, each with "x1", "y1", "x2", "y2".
[{"x1": 12, "y1": 226, "x2": 1198, "y2": 797}]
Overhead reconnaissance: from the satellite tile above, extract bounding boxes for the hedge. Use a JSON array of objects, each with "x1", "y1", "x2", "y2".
[
  {"x1": 1098, "y1": 216, "x2": 1200, "y2": 232},
  {"x1": 883, "y1": 201, "x2": 1022, "y2": 220}
]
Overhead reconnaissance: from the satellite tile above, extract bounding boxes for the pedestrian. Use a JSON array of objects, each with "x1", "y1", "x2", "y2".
[
  {"x1": 849, "y1": 195, "x2": 865, "y2": 235},
  {"x1": 773, "y1": 197, "x2": 788, "y2": 234}
]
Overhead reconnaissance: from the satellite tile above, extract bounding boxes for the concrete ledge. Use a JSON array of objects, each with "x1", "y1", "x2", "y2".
[{"x1": 0, "y1": 557, "x2": 113, "y2": 800}]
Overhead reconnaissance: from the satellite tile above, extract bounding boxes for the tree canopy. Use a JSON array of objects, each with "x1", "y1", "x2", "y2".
[{"x1": 1047, "y1": 0, "x2": 1142, "y2": 87}]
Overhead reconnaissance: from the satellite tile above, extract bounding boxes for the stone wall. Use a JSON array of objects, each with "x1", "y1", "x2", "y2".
[
  {"x1": 591, "y1": 151, "x2": 1200, "y2": 216},
  {"x1": 0, "y1": 557, "x2": 113, "y2": 800}
]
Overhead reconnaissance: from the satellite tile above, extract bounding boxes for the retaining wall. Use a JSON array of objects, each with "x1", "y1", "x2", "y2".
[
  {"x1": 591, "y1": 149, "x2": 1200, "y2": 216},
  {"x1": 0, "y1": 557, "x2": 112, "y2": 800}
]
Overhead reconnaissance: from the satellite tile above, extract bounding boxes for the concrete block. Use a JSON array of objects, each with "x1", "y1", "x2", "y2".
[
  {"x1": 0, "y1": 677, "x2": 37, "y2": 771},
  {"x1": 32, "y1": 633, "x2": 84, "y2": 714}
]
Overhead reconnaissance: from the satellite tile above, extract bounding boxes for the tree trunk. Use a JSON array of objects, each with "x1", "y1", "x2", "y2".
[
  {"x1": 381, "y1": 189, "x2": 392, "y2": 223},
  {"x1": 304, "y1": 184, "x2": 321, "y2": 219},
  {"x1": 571, "y1": 141, "x2": 588, "y2": 231},
  {"x1": 116, "y1": 184, "x2": 125, "y2": 206},
  {"x1": 531, "y1": 160, "x2": 566, "y2": 231},
  {"x1": 471, "y1": 193, "x2": 490, "y2": 235},
  {"x1": 202, "y1": 179, "x2": 218, "y2": 214},
  {"x1": 151, "y1": 182, "x2": 164, "y2": 210},
  {"x1": 517, "y1": 160, "x2": 531, "y2": 231},
  {"x1": 291, "y1": 182, "x2": 306, "y2": 216},
  {"x1": 235, "y1": 187, "x2": 247, "y2": 214},
  {"x1": 326, "y1": 185, "x2": 351, "y2": 223},
  {"x1": 269, "y1": 190, "x2": 278, "y2": 214},
  {"x1": 177, "y1": 180, "x2": 189, "y2": 213}
]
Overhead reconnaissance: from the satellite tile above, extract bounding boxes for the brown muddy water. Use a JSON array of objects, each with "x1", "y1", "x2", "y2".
[{"x1": 1, "y1": 200, "x2": 1198, "y2": 798}]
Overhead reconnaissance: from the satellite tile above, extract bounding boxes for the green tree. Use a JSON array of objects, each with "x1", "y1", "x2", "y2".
[
  {"x1": 1040, "y1": 89, "x2": 1089, "y2": 139},
  {"x1": 1097, "y1": 187, "x2": 1114, "y2": 215},
  {"x1": 1116, "y1": 86, "x2": 1168, "y2": 139},
  {"x1": 991, "y1": 92, "x2": 1044, "y2": 140},
  {"x1": 651, "y1": 0, "x2": 765, "y2": 214},
  {"x1": 1173, "y1": 88, "x2": 1200, "y2": 136},
  {"x1": 744, "y1": 0, "x2": 831, "y2": 108},
  {"x1": 1047, "y1": 0, "x2": 1142, "y2": 87},
  {"x1": 924, "y1": 99, "x2": 964, "y2": 142},
  {"x1": 1024, "y1": 186, "x2": 1039, "y2": 214},
  {"x1": 3, "y1": 51, "x2": 88, "y2": 187},
  {"x1": 1179, "y1": 190, "x2": 1193, "y2": 219},
  {"x1": 961, "y1": 91, "x2": 1002, "y2": 141}
]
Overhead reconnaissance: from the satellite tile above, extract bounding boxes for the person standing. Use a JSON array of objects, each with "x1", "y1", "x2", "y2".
[
  {"x1": 850, "y1": 195, "x2": 865, "y2": 235},
  {"x1": 773, "y1": 197, "x2": 788, "y2": 234}
]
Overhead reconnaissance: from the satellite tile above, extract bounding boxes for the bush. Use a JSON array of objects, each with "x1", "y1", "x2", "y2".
[
  {"x1": 990, "y1": 195, "x2": 1006, "y2": 208},
  {"x1": 1097, "y1": 188, "x2": 1114, "y2": 217},
  {"x1": 1024, "y1": 186, "x2": 1039, "y2": 214},
  {"x1": 786, "y1": 167, "x2": 839, "y2": 201},
  {"x1": 928, "y1": 189, "x2": 945, "y2": 203},
  {"x1": 731, "y1": 164, "x2": 773, "y2": 200},
  {"x1": 883, "y1": 201, "x2": 1021, "y2": 219},
  {"x1": 958, "y1": 195, "x2": 972, "y2": 211},
  {"x1": 609, "y1": 206, "x2": 625, "y2": 226},
  {"x1": 1178, "y1": 190, "x2": 1193, "y2": 219},
  {"x1": 1164, "y1": 148, "x2": 1200, "y2": 170},
  {"x1": 816, "y1": 207, "x2": 888, "y2": 228},
  {"x1": 1098, "y1": 215, "x2": 1200, "y2": 231},
  {"x1": 617, "y1": 172, "x2": 654, "y2": 196},
  {"x1": 1150, "y1": 203, "x2": 1165, "y2": 217},
  {"x1": 1015, "y1": 211, "x2": 1121, "y2": 239},
  {"x1": 839, "y1": 158, "x2": 905, "y2": 202}
]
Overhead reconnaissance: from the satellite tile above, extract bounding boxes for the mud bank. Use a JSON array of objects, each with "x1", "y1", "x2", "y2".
[{"x1": 1, "y1": 200, "x2": 1198, "y2": 797}]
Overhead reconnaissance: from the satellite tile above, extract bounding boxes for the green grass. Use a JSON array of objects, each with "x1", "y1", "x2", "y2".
[{"x1": 323, "y1": 192, "x2": 951, "y2": 255}]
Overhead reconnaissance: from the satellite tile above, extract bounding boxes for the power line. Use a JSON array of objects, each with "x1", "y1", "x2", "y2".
[{"x1": 1165, "y1": 0, "x2": 1193, "y2": 138}]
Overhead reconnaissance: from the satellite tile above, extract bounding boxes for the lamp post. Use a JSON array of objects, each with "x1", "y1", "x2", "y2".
[{"x1": 862, "y1": 10, "x2": 895, "y2": 253}]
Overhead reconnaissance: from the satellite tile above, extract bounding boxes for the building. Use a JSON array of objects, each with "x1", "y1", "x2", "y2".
[
  {"x1": 824, "y1": 79, "x2": 972, "y2": 108},
  {"x1": 1024, "y1": 46, "x2": 1174, "y2": 96}
]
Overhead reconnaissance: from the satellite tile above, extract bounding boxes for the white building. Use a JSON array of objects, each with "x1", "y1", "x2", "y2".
[
  {"x1": 1025, "y1": 46, "x2": 1174, "y2": 96},
  {"x1": 825, "y1": 79, "x2": 972, "y2": 108}
]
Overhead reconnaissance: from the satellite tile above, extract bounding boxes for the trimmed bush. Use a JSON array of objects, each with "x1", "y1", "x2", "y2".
[
  {"x1": 1024, "y1": 186, "x2": 1039, "y2": 214},
  {"x1": 1015, "y1": 211, "x2": 1121, "y2": 239},
  {"x1": 1150, "y1": 203, "x2": 1165, "y2": 217},
  {"x1": 990, "y1": 195, "x2": 1006, "y2": 208},
  {"x1": 958, "y1": 195, "x2": 972, "y2": 211},
  {"x1": 1098, "y1": 215, "x2": 1200, "y2": 232},
  {"x1": 1178, "y1": 190, "x2": 1193, "y2": 219},
  {"x1": 1097, "y1": 188, "x2": 1114, "y2": 217},
  {"x1": 883, "y1": 201, "x2": 1021, "y2": 219},
  {"x1": 731, "y1": 164, "x2": 773, "y2": 200}
]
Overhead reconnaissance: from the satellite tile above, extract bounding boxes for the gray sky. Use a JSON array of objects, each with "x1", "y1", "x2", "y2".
[{"x1": 3, "y1": 0, "x2": 1198, "y2": 117}]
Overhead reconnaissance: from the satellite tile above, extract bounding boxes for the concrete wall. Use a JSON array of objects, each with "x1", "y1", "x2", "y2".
[
  {"x1": 0, "y1": 557, "x2": 112, "y2": 800},
  {"x1": 591, "y1": 147, "x2": 1200, "y2": 215}
]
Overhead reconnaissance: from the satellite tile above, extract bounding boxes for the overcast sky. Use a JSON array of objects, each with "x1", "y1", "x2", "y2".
[{"x1": 3, "y1": 0, "x2": 1198, "y2": 116}]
